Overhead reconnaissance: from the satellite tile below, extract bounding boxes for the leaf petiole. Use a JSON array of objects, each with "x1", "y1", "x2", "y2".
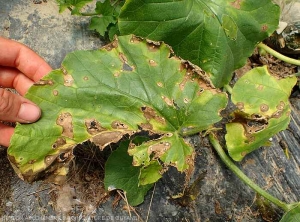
[
  {"x1": 257, "y1": 43, "x2": 300, "y2": 66},
  {"x1": 79, "y1": 12, "x2": 99, "y2": 16},
  {"x1": 208, "y1": 133, "x2": 296, "y2": 212},
  {"x1": 224, "y1": 84, "x2": 233, "y2": 94}
]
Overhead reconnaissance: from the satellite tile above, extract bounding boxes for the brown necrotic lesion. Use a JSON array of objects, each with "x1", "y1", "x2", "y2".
[
  {"x1": 90, "y1": 130, "x2": 135, "y2": 151},
  {"x1": 148, "y1": 141, "x2": 171, "y2": 159},
  {"x1": 141, "y1": 106, "x2": 166, "y2": 124},
  {"x1": 56, "y1": 112, "x2": 74, "y2": 138},
  {"x1": 34, "y1": 79, "x2": 54, "y2": 86},
  {"x1": 52, "y1": 137, "x2": 66, "y2": 149},
  {"x1": 111, "y1": 120, "x2": 128, "y2": 129},
  {"x1": 63, "y1": 74, "x2": 74, "y2": 87}
]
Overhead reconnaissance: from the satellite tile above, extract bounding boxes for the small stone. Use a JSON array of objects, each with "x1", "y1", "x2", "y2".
[
  {"x1": 171, "y1": 211, "x2": 178, "y2": 216},
  {"x1": 6, "y1": 201, "x2": 13, "y2": 207},
  {"x1": 33, "y1": 0, "x2": 42, "y2": 4}
]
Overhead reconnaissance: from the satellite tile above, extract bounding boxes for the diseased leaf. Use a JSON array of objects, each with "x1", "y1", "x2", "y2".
[
  {"x1": 8, "y1": 35, "x2": 227, "y2": 183},
  {"x1": 104, "y1": 140, "x2": 153, "y2": 206},
  {"x1": 118, "y1": 0, "x2": 280, "y2": 87},
  {"x1": 139, "y1": 160, "x2": 162, "y2": 186},
  {"x1": 225, "y1": 66, "x2": 297, "y2": 161}
]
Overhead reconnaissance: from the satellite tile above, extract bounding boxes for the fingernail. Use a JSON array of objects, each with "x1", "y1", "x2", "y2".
[{"x1": 18, "y1": 103, "x2": 41, "y2": 123}]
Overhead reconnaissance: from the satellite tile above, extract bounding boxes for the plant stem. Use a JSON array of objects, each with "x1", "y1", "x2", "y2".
[
  {"x1": 80, "y1": 12, "x2": 99, "y2": 16},
  {"x1": 208, "y1": 133, "x2": 294, "y2": 212},
  {"x1": 257, "y1": 43, "x2": 300, "y2": 66},
  {"x1": 224, "y1": 84, "x2": 233, "y2": 94}
]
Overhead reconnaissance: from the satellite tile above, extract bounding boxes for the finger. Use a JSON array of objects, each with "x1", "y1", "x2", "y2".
[
  {"x1": 0, "y1": 66, "x2": 34, "y2": 96},
  {"x1": 0, "y1": 123, "x2": 14, "y2": 147},
  {"x1": 0, "y1": 37, "x2": 52, "y2": 81},
  {"x1": 0, "y1": 89, "x2": 41, "y2": 123}
]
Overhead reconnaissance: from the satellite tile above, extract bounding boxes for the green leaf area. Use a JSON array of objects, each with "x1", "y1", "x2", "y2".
[
  {"x1": 56, "y1": 0, "x2": 93, "y2": 15},
  {"x1": 104, "y1": 140, "x2": 153, "y2": 206},
  {"x1": 8, "y1": 35, "x2": 227, "y2": 183},
  {"x1": 280, "y1": 204, "x2": 300, "y2": 222},
  {"x1": 118, "y1": 0, "x2": 280, "y2": 88},
  {"x1": 89, "y1": 1, "x2": 121, "y2": 36},
  {"x1": 225, "y1": 66, "x2": 297, "y2": 161}
]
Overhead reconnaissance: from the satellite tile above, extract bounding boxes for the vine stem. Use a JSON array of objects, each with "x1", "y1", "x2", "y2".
[
  {"x1": 208, "y1": 133, "x2": 295, "y2": 212},
  {"x1": 257, "y1": 43, "x2": 300, "y2": 66},
  {"x1": 67, "y1": 6, "x2": 99, "y2": 16}
]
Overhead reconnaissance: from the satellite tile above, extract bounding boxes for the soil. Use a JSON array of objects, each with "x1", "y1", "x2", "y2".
[{"x1": 1, "y1": 1, "x2": 300, "y2": 221}]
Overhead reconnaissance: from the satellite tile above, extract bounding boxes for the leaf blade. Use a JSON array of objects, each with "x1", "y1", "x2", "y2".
[
  {"x1": 118, "y1": 0, "x2": 280, "y2": 87},
  {"x1": 225, "y1": 66, "x2": 297, "y2": 161},
  {"x1": 8, "y1": 35, "x2": 227, "y2": 182},
  {"x1": 104, "y1": 140, "x2": 153, "y2": 206}
]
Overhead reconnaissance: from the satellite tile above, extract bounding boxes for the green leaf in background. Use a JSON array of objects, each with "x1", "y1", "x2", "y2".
[
  {"x1": 8, "y1": 35, "x2": 227, "y2": 183},
  {"x1": 56, "y1": 0, "x2": 93, "y2": 15},
  {"x1": 118, "y1": 0, "x2": 280, "y2": 87},
  {"x1": 89, "y1": 1, "x2": 117, "y2": 36},
  {"x1": 280, "y1": 204, "x2": 300, "y2": 222},
  {"x1": 108, "y1": 23, "x2": 120, "y2": 41},
  {"x1": 225, "y1": 66, "x2": 297, "y2": 161},
  {"x1": 104, "y1": 140, "x2": 153, "y2": 206}
]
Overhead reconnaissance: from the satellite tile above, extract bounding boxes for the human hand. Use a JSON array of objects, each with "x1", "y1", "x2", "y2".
[{"x1": 0, "y1": 37, "x2": 52, "y2": 147}]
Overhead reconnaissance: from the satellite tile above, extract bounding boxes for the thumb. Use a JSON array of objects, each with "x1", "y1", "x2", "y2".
[{"x1": 0, "y1": 89, "x2": 41, "y2": 123}]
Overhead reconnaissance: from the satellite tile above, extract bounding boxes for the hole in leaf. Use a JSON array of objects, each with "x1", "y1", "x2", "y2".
[
  {"x1": 85, "y1": 119, "x2": 106, "y2": 135},
  {"x1": 58, "y1": 151, "x2": 72, "y2": 162},
  {"x1": 122, "y1": 63, "x2": 133, "y2": 71},
  {"x1": 50, "y1": 141, "x2": 111, "y2": 214}
]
